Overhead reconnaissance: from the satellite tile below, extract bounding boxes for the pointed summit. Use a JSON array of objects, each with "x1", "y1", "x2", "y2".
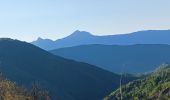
[
  {"x1": 37, "y1": 37, "x2": 44, "y2": 41},
  {"x1": 74, "y1": 30, "x2": 81, "y2": 33},
  {"x1": 69, "y1": 30, "x2": 93, "y2": 38}
]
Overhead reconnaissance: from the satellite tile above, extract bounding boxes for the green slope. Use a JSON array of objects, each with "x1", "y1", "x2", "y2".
[
  {"x1": 104, "y1": 64, "x2": 170, "y2": 100},
  {"x1": 0, "y1": 38, "x2": 136, "y2": 100}
]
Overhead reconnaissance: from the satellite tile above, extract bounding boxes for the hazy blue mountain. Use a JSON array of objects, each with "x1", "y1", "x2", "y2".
[
  {"x1": 0, "y1": 38, "x2": 135, "y2": 100},
  {"x1": 32, "y1": 30, "x2": 170, "y2": 50},
  {"x1": 33, "y1": 37, "x2": 55, "y2": 49},
  {"x1": 50, "y1": 44, "x2": 170, "y2": 74}
]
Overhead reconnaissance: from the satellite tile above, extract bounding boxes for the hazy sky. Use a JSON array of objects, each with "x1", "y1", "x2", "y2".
[{"x1": 0, "y1": 0, "x2": 170, "y2": 42}]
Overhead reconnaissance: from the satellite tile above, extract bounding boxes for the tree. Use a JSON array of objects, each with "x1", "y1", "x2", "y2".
[{"x1": 31, "y1": 82, "x2": 51, "y2": 100}]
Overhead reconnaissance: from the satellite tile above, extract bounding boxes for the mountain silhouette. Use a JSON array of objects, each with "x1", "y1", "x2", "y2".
[
  {"x1": 0, "y1": 38, "x2": 135, "y2": 100},
  {"x1": 32, "y1": 30, "x2": 170, "y2": 50},
  {"x1": 51, "y1": 44, "x2": 170, "y2": 74}
]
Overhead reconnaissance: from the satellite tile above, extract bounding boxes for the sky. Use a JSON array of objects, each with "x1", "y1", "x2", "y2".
[{"x1": 0, "y1": 0, "x2": 170, "y2": 42}]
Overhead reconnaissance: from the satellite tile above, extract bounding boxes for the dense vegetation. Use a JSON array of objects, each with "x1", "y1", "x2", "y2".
[
  {"x1": 104, "y1": 64, "x2": 170, "y2": 100},
  {"x1": 0, "y1": 73, "x2": 50, "y2": 100}
]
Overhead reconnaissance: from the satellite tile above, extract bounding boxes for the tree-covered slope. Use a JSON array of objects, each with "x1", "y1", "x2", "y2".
[
  {"x1": 0, "y1": 79, "x2": 31, "y2": 100},
  {"x1": 0, "y1": 74, "x2": 50, "y2": 100},
  {"x1": 0, "y1": 38, "x2": 135, "y2": 100},
  {"x1": 104, "y1": 64, "x2": 170, "y2": 100},
  {"x1": 51, "y1": 44, "x2": 170, "y2": 73}
]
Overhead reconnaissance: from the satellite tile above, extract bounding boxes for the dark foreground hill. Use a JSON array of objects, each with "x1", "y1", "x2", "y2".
[
  {"x1": 104, "y1": 64, "x2": 170, "y2": 100},
  {"x1": 32, "y1": 30, "x2": 170, "y2": 50},
  {"x1": 51, "y1": 44, "x2": 170, "y2": 73},
  {"x1": 0, "y1": 38, "x2": 135, "y2": 100}
]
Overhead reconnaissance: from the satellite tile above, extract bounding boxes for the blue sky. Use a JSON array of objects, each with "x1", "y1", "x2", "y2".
[{"x1": 0, "y1": 0, "x2": 170, "y2": 42}]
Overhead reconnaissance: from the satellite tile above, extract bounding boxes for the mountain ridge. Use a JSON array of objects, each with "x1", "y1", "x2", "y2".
[
  {"x1": 32, "y1": 30, "x2": 170, "y2": 50},
  {"x1": 50, "y1": 44, "x2": 170, "y2": 73}
]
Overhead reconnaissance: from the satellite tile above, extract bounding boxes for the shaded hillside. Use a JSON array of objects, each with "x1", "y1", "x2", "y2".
[
  {"x1": 32, "y1": 30, "x2": 170, "y2": 50},
  {"x1": 104, "y1": 64, "x2": 170, "y2": 100},
  {"x1": 0, "y1": 38, "x2": 135, "y2": 100},
  {"x1": 51, "y1": 44, "x2": 170, "y2": 73}
]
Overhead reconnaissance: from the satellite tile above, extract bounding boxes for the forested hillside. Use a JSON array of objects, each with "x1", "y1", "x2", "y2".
[
  {"x1": 104, "y1": 64, "x2": 170, "y2": 100},
  {"x1": 0, "y1": 73, "x2": 50, "y2": 100}
]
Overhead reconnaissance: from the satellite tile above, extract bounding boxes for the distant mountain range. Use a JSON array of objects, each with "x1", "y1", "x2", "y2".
[
  {"x1": 50, "y1": 44, "x2": 170, "y2": 74},
  {"x1": 0, "y1": 38, "x2": 135, "y2": 100},
  {"x1": 32, "y1": 30, "x2": 170, "y2": 50}
]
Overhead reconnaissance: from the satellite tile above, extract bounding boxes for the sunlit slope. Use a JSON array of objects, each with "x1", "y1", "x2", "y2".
[{"x1": 104, "y1": 64, "x2": 170, "y2": 100}]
